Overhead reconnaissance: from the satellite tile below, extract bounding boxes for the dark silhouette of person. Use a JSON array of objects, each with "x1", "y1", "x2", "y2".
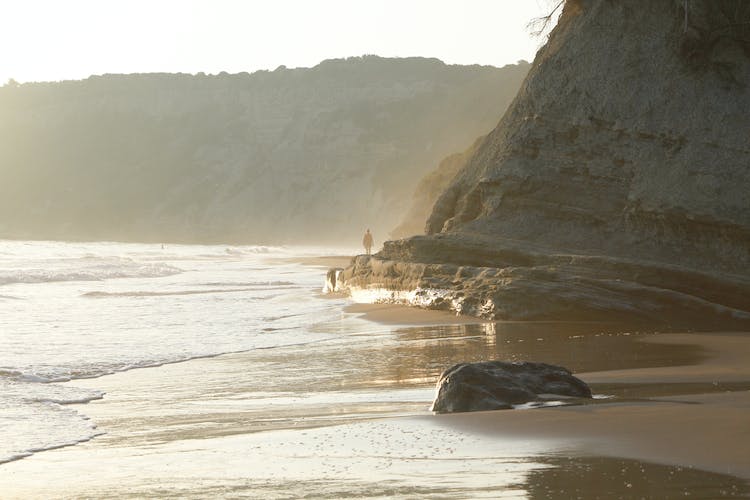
[{"x1": 363, "y1": 229, "x2": 374, "y2": 255}]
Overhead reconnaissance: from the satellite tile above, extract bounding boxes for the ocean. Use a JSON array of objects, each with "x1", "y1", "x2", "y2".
[{"x1": 0, "y1": 240, "x2": 357, "y2": 464}]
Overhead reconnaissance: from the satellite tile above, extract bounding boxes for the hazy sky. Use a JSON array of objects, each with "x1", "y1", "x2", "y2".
[{"x1": 1, "y1": 0, "x2": 558, "y2": 84}]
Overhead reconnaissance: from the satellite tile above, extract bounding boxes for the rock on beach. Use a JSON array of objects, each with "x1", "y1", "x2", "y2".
[{"x1": 431, "y1": 360, "x2": 592, "y2": 413}]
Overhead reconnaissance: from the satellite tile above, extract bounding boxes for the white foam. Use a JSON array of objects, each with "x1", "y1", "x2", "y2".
[
  {"x1": 349, "y1": 285, "x2": 459, "y2": 310},
  {"x1": 512, "y1": 400, "x2": 570, "y2": 410},
  {"x1": 0, "y1": 378, "x2": 104, "y2": 464},
  {"x1": 0, "y1": 240, "x2": 351, "y2": 464},
  {"x1": 0, "y1": 259, "x2": 182, "y2": 286}
]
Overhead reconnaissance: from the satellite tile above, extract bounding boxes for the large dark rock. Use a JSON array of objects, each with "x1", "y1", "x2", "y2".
[{"x1": 430, "y1": 361, "x2": 592, "y2": 413}]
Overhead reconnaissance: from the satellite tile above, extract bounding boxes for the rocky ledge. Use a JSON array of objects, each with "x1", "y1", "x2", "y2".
[
  {"x1": 341, "y1": 233, "x2": 750, "y2": 327},
  {"x1": 430, "y1": 360, "x2": 592, "y2": 413}
]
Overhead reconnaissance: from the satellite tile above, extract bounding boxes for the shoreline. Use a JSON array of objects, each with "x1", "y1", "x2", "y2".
[
  {"x1": 1, "y1": 255, "x2": 748, "y2": 497},
  {"x1": 351, "y1": 295, "x2": 750, "y2": 479},
  {"x1": 272, "y1": 254, "x2": 354, "y2": 269},
  {"x1": 340, "y1": 301, "x2": 750, "y2": 479}
]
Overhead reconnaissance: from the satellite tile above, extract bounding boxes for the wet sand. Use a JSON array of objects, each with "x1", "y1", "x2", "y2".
[
  {"x1": 344, "y1": 302, "x2": 486, "y2": 325},
  {"x1": 430, "y1": 332, "x2": 750, "y2": 479},
  {"x1": 1, "y1": 302, "x2": 749, "y2": 497},
  {"x1": 271, "y1": 254, "x2": 354, "y2": 268}
]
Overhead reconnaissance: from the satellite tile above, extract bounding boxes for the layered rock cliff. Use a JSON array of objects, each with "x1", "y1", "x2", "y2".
[
  {"x1": 0, "y1": 56, "x2": 528, "y2": 243},
  {"x1": 344, "y1": 1, "x2": 750, "y2": 327},
  {"x1": 390, "y1": 136, "x2": 483, "y2": 239}
]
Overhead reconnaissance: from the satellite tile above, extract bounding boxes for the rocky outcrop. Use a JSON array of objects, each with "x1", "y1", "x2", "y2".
[
  {"x1": 431, "y1": 361, "x2": 592, "y2": 413},
  {"x1": 0, "y1": 57, "x2": 529, "y2": 244},
  {"x1": 343, "y1": 1, "x2": 750, "y2": 327}
]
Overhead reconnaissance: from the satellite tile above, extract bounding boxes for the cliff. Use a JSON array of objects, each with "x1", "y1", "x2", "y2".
[
  {"x1": 0, "y1": 56, "x2": 529, "y2": 244},
  {"x1": 390, "y1": 136, "x2": 483, "y2": 239},
  {"x1": 343, "y1": 1, "x2": 750, "y2": 328}
]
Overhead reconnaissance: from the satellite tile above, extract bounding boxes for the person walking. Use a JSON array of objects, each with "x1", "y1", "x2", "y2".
[{"x1": 362, "y1": 229, "x2": 374, "y2": 255}]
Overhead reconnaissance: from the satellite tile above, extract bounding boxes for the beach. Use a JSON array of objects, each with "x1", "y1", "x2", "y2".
[
  {"x1": 4, "y1": 1, "x2": 750, "y2": 497},
  {"x1": 1, "y1": 249, "x2": 748, "y2": 499}
]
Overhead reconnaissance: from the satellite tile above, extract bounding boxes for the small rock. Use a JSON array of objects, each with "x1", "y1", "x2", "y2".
[{"x1": 324, "y1": 268, "x2": 344, "y2": 293}]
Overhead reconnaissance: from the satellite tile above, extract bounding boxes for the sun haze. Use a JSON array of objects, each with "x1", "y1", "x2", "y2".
[{"x1": 1, "y1": 0, "x2": 554, "y2": 83}]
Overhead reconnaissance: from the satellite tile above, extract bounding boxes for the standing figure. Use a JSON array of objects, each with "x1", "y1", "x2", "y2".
[{"x1": 362, "y1": 229, "x2": 374, "y2": 255}]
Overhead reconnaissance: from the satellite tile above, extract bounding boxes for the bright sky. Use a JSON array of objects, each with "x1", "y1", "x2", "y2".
[{"x1": 0, "y1": 0, "x2": 558, "y2": 84}]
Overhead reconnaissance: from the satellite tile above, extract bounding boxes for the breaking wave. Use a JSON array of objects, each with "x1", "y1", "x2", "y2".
[
  {"x1": 0, "y1": 377, "x2": 104, "y2": 465},
  {"x1": 0, "y1": 259, "x2": 182, "y2": 286}
]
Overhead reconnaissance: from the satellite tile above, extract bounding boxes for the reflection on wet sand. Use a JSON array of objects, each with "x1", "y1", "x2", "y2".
[
  {"x1": 1, "y1": 312, "x2": 748, "y2": 498},
  {"x1": 241, "y1": 320, "x2": 705, "y2": 396},
  {"x1": 379, "y1": 321, "x2": 706, "y2": 387},
  {"x1": 67, "y1": 318, "x2": 740, "y2": 451}
]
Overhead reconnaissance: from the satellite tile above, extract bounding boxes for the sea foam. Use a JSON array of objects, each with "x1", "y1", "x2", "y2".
[
  {"x1": 0, "y1": 258, "x2": 182, "y2": 286},
  {"x1": 0, "y1": 240, "x2": 350, "y2": 465}
]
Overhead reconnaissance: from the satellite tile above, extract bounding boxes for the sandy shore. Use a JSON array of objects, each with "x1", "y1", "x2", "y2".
[
  {"x1": 344, "y1": 302, "x2": 487, "y2": 325},
  {"x1": 1, "y1": 289, "x2": 748, "y2": 497},
  {"x1": 272, "y1": 254, "x2": 354, "y2": 268},
  {"x1": 429, "y1": 332, "x2": 750, "y2": 480}
]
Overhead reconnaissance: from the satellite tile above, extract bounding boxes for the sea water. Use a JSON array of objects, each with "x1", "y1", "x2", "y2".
[{"x1": 0, "y1": 240, "x2": 352, "y2": 463}]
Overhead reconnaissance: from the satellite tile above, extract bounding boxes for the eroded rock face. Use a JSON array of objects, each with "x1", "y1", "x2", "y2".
[
  {"x1": 430, "y1": 361, "x2": 592, "y2": 413},
  {"x1": 390, "y1": 137, "x2": 484, "y2": 239},
  {"x1": 344, "y1": 1, "x2": 750, "y2": 327}
]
